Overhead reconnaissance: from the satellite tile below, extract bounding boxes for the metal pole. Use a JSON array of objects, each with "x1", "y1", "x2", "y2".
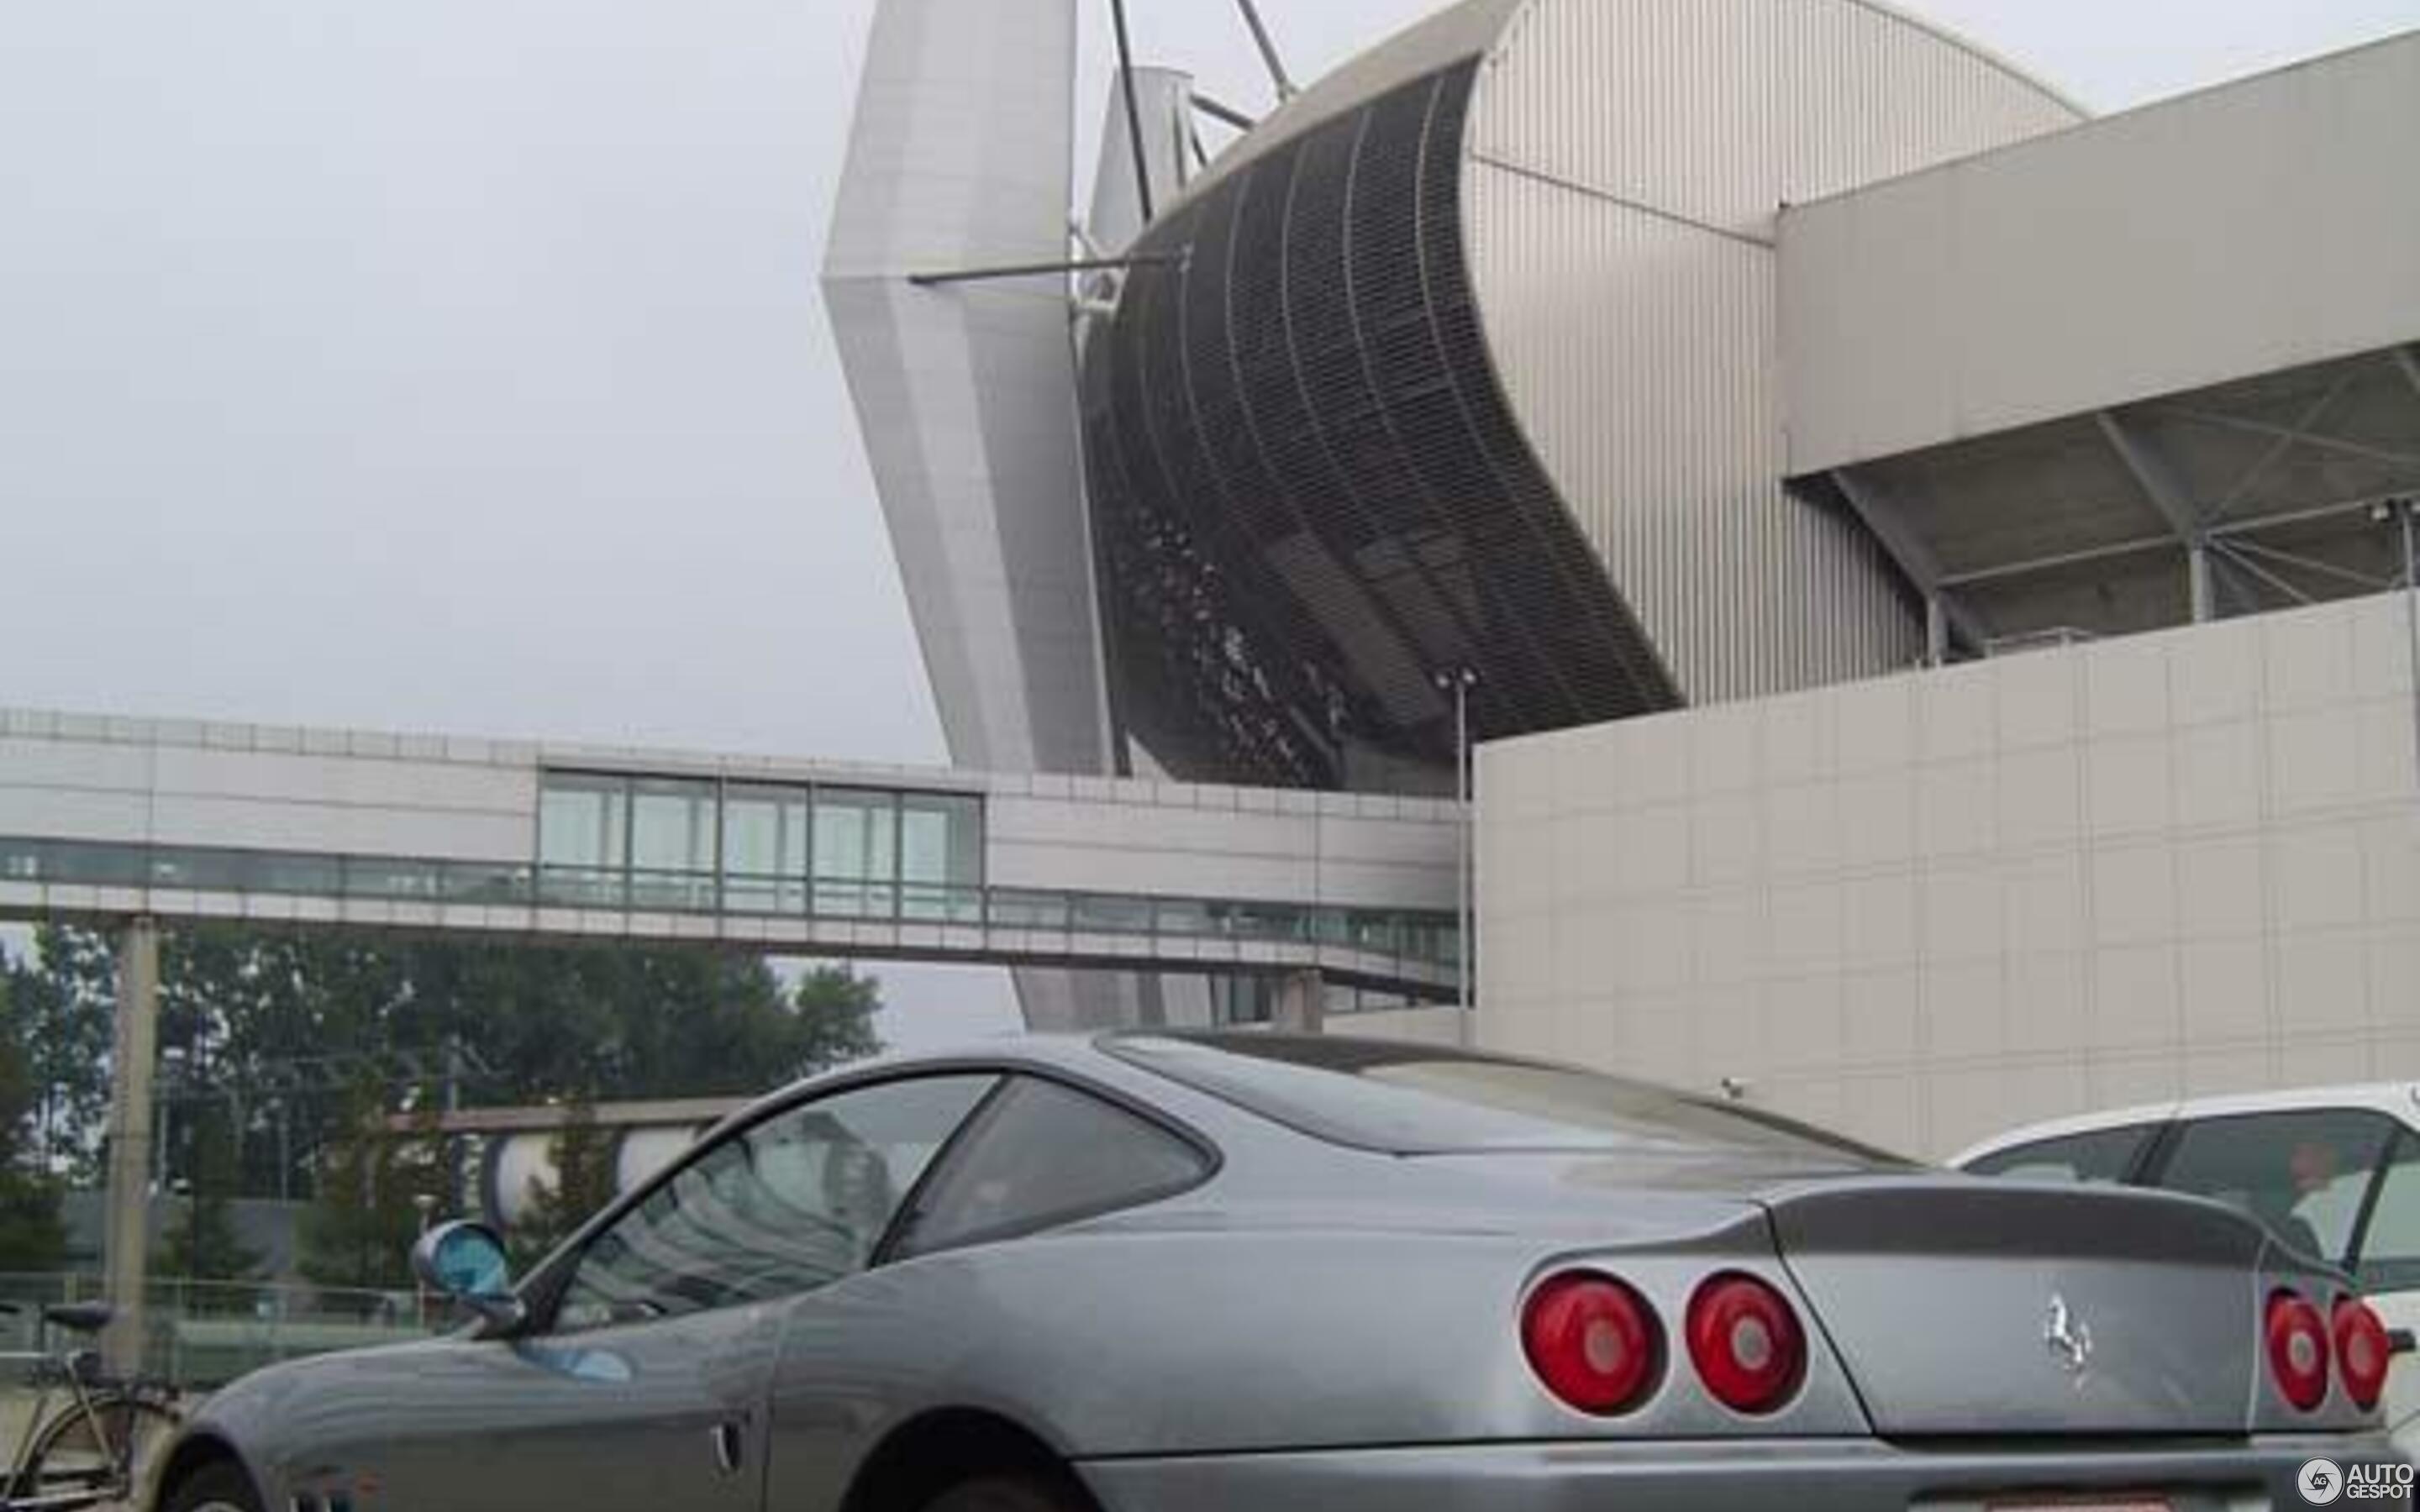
[
  {"x1": 1231, "y1": 0, "x2": 1297, "y2": 99},
  {"x1": 2403, "y1": 503, "x2": 2419, "y2": 785},
  {"x1": 1107, "y1": 0, "x2": 1155, "y2": 225},
  {"x1": 1458, "y1": 674, "x2": 1471, "y2": 1043},
  {"x1": 102, "y1": 918, "x2": 160, "y2": 1375}
]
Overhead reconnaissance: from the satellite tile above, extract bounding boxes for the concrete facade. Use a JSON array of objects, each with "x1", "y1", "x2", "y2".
[
  {"x1": 1781, "y1": 30, "x2": 2420, "y2": 475},
  {"x1": 1479, "y1": 591, "x2": 2420, "y2": 1158}
]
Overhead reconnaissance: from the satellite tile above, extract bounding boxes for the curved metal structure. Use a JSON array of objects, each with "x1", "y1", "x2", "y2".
[{"x1": 1077, "y1": 0, "x2": 2083, "y2": 785}]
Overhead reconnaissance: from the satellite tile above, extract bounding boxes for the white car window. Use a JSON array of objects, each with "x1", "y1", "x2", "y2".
[
  {"x1": 1963, "y1": 1124, "x2": 2160, "y2": 1184},
  {"x1": 2356, "y1": 1137, "x2": 2420, "y2": 1293},
  {"x1": 2154, "y1": 1108, "x2": 2397, "y2": 1268}
]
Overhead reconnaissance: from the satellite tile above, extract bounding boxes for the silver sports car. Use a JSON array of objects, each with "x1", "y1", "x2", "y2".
[{"x1": 152, "y1": 1033, "x2": 2403, "y2": 1511}]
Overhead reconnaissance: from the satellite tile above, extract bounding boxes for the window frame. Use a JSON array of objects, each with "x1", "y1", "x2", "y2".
[
  {"x1": 507, "y1": 1059, "x2": 1219, "y2": 1338},
  {"x1": 881, "y1": 1074, "x2": 1219, "y2": 1264}
]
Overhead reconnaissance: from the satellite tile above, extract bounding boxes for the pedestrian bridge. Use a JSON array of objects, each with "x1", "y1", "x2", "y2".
[{"x1": 0, "y1": 706, "x2": 1461, "y2": 999}]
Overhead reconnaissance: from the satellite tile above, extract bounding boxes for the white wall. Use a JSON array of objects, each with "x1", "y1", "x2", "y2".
[
  {"x1": 1781, "y1": 29, "x2": 2420, "y2": 475},
  {"x1": 1478, "y1": 592, "x2": 2420, "y2": 1160}
]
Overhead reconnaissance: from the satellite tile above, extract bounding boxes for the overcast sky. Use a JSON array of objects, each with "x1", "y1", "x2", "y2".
[{"x1": 4, "y1": 0, "x2": 2417, "y2": 1042}]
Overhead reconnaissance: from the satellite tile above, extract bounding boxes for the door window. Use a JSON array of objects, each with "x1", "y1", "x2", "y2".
[
  {"x1": 1963, "y1": 1124, "x2": 2160, "y2": 1184},
  {"x1": 892, "y1": 1077, "x2": 1210, "y2": 1257},
  {"x1": 2353, "y1": 1132, "x2": 2420, "y2": 1293},
  {"x1": 551, "y1": 1074, "x2": 994, "y2": 1333},
  {"x1": 2152, "y1": 1108, "x2": 2398, "y2": 1267}
]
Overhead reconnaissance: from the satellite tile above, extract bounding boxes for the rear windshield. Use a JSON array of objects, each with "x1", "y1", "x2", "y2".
[{"x1": 1102, "y1": 1032, "x2": 1904, "y2": 1165}]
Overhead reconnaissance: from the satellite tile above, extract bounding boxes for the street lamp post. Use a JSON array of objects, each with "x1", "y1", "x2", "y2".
[{"x1": 1434, "y1": 668, "x2": 1479, "y2": 1046}]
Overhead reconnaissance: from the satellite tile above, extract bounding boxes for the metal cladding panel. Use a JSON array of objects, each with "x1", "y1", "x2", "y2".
[
  {"x1": 823, "y1": 0, "x2": 1109, "y2": 778},
  {"x1": 1782, "y1": 29, "x2": 2420, "y2": 475},
  {"x1": 1462, "y1": 0, "x2": 2081, "y2": 702},
  {"x1": 1086, "y1": 66, "x2": 1195, "y2": 258},
  {"x1": 1466, "y1": 165, "x2": 1921, "y2": 700},
  {"x1": 1084, "y1": 58, "x2": 1681, "y2": 788}
]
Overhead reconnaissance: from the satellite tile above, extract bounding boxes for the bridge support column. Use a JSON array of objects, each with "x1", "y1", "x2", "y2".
[
  {"x1": 102, "y1": 917, "x2": 160, "y2": 1375},
  {"x1": 1274, "y1": 969, "x2": 1325, "y2": 1034}
]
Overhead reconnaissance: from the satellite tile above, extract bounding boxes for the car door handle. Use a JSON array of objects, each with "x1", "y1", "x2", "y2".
[{"x1": 710, "y1": 1420, "x2": 745, "y2": 1477}]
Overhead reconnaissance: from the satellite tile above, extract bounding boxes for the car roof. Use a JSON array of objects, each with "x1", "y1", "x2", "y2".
[{"x1": 1950, "y1": 1081, "x2": 2420, "y2": 1168}]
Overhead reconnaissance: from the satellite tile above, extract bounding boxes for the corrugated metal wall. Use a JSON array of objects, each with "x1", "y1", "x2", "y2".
[{"x1": 1464, "y1": 0, "x2": 2082, "y2": 704}]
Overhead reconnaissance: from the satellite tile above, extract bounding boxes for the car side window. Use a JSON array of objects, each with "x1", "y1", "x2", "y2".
[
  {"x1": 1964, "y1": 1124, "x2": 2159, "y2": 1184},
  {"x1": 891, "y1": 1076, "x2": 1209, "y2": 1258},
  {"x1": 2151, "y1": 1108, "x2": 2396, "y2": 1268},
  {"x1": 551, "y1": 1074, "x2": 995, "y2": 1334},
  {"x1": 2352, "y1": 1133, "x2": 2420, "y2": 1293}
]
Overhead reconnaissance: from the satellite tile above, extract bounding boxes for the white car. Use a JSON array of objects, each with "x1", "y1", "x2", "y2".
[{"x1": 1954, "y1": 1084, "x2": 2420, "y2": 1454}]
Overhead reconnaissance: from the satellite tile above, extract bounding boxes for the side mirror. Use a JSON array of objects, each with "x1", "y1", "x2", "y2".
[{"x1": 411, "y1": 1220, "x2": 526, "y2": 1331}]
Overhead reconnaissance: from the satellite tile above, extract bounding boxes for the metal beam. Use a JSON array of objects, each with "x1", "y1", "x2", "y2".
[
  {"x1": 1108, "y1": 0, "x2": 1155, "y2": 225},
  {"x1": 1232, "y1": 0, "x2": 1297, "y2": 100},
  {"x1": 909, "y1": 252, "x2": 1181, "y2": 288},
  {"x1": 2157, "y1": 402, "x2": 2420, "y2": 474},
  {"x1": 2210, "y1": 539, "x2": 2316, "y2": 606},
  {"x1": 2098, "y1": 409, "x2": 2213, "y2": 621},
  {"x1": 2096, "y1": 411, "x2": 2202, "y2": 543},
  {"x1": 1829, "y1": 469, "x2": 1987, "y2": 655},
  {"x1": 1191, "y1": 92, "x2": 1257, "y2": 132}
]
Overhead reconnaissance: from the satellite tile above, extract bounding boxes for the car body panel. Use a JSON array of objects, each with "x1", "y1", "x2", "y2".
[{"x1": 159, "y1": 1039, "x2": 2407, "y2": 1511}]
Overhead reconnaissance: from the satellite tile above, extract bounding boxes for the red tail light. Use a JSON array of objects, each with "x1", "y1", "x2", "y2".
[
  {"x1": 2267, "y1": 1289, "x2": 2330, "y2": 1411},
  {"x1": 1522, "y1": 1271, "x2": 1662, "y2": 1415},
  {"x1": 1686, "y1": 1273, "x2": 1807, "y2": 1414},
  {"x1": 2334, "y1": 1295, "x2": 2391, "y2": 1411}
]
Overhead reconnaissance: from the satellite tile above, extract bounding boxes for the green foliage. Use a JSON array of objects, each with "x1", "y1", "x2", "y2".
[
  {"x1": 0, "y1": 966, "x2": 67, "y2": 1271},
  {"x1": 297, "y1": 1091, "x2": 446, "y2": 1292},
  {"x1": 9, "y1": 924, "x2": 889, "y2": 1289},
  {"x1": 156, "y1": 1100, "x2": 262, "y2": 1282},
  {"x1": 508, "y1": 1098, "x2": 622, "y2": 1273}
]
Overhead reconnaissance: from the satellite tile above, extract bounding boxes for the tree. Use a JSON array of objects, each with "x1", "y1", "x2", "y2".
[
  {"x1": 508, "y1": 1098, "x2": 620, "y2": 1272},
  {"x1": 297, "y1": 1089, "x2": 445, "y2": 1294},
  {"x1": 0, "y1": 964, "x2": 67, "y2": 1271},
  {"x1": 156, "y1": 1100, "x2": 262, "y2": 1283}
]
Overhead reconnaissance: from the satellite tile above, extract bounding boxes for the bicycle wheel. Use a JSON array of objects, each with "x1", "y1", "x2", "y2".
[{"x1": 16, "y1": 1392, "x2": 182, "y2": 1509}]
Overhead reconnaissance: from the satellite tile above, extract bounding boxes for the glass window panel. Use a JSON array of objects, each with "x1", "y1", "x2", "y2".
[
  {"x1": 2154, "y1": 1109, "x2": 2397, "y2": 1266},
  {"x1": 540, "y1": 775, "x2": 629, "y2": 870},
  {"x1": 814, "y1": 790, "x2": 897, "y2": 917},
  {"x1": 1964, "y1": 1125, "x2": 2160, "y2": 1184},
  {"x1": 899, "y1": 795, "x2": 981, "y2": 886},
  {"x1": 631, "y1": 779, "x2": 717, "y2": 876},
  {"x1": 723, "y1": 785, "x2": 809, "y2": 914},
  {"x1": 552, "y1": 1075, "x2": 994, "y2": 1333},
  {"x1": 2355, "y1": 1136, "x2": 2420, "y2": 1293},
  {"x1": 893, "y1": 1078, "x2": 1207, "y2": 1257},
  {"x1": 1071, "y1": 895, "x2": 1151, "y2": 932}
]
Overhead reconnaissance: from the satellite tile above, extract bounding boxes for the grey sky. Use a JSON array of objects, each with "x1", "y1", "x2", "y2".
[{"x1": 4, "y1": 0, "x2": 2416, "y2": 1044}]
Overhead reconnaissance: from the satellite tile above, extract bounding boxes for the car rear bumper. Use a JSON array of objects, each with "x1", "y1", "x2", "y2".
[{"x1": 1080, "y1": 1433, "x2": 2411, "y2": 1510}]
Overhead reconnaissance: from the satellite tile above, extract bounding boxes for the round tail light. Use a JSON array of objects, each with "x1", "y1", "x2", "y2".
[
  {"x1": 2334, "y1": 1296, "x2": 2391, "y2": 1411},
  {"x1": 1521, "y1": 1271, "x2": 1662, "y2": 1415},
  {"x1": 1686, "y1": 1273, "x2": 1807, "y2": 1414},
  {"x1": 2267, "y1": 1289, "x2": 2331, "y2": 1411}
]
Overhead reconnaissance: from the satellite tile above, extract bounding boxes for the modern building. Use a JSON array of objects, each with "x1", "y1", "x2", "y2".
[{"x1": 826, "y1": 0, "x2": 2420, "y2": 1147}]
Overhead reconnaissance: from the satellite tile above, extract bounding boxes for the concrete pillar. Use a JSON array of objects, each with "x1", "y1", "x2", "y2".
[
  {"x1": 102, "y1": 918, "x2": 160, "y2": 1375},
  {"x1": 1923, "y1": 596, "x2": 1949, "y2": 666},
  {"x1": 1273, "y1": 969, "x2": 1325, "y2": 1035}
]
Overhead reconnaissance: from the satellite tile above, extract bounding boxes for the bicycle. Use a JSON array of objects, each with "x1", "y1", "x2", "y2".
[{"x1": 0, "y1": 1301, "x2": 182, "y2": 1511}]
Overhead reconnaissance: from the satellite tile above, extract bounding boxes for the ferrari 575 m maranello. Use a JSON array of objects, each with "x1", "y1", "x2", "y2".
[{"x1": 152, "y1": 1033, "x2": 2403, "y2": 1511}]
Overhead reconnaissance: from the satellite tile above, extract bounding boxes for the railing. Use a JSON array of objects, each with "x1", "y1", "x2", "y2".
[
  {"x1": 0, "y1": 1273, "x2": 436, "y2": 1389},
  {"x1": 0, "y1": 837, "x2": 1461, "y2": 974}
]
